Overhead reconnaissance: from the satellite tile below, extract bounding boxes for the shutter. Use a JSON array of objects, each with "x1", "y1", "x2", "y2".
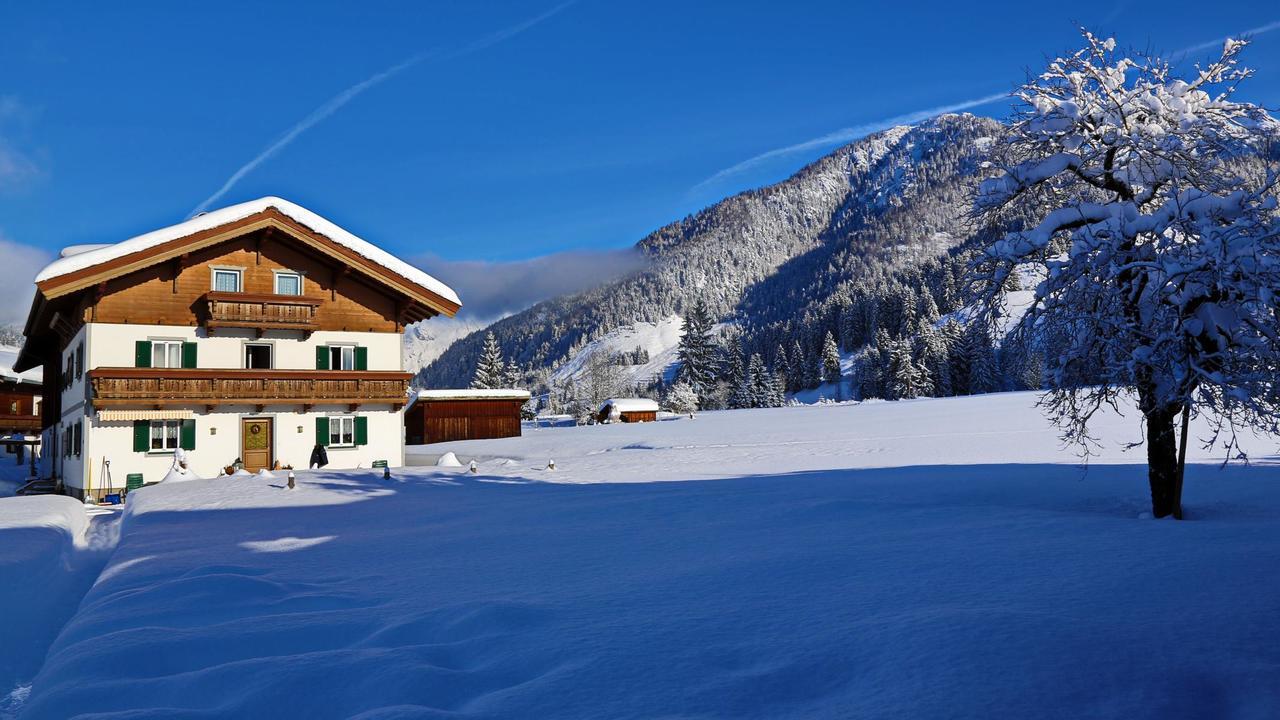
[
  {"x1": 181, "y1": 342, "x2": 198, "y2": 369},
  {"x1": 315, "y1": 416, "x2": 329, "y2": 446},
  {"x1": 354, "y1": 346, "x2": 368, "y2": 371},
  {"x1": 316, "y1": 346, "x2": 329, "y2": 370},
  {"x1": 74, "y1": 422, "x2": 82, "y2": 457},
  {"x1": 180, "y1": 419, "x2": 196, "y2": 450},
  {"x1": 133, "y1": 421, "x2": 149, "y2": 452},
  {"x1": 354, "y1": 416, "x2": 368, "y2": 446},
  {"x1": 135, "y1": 341, "x2": 151, "y2": 368}
]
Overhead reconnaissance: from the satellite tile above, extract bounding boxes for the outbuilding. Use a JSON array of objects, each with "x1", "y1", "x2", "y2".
[
  {"x1": 597, "y1": 398, "x2": 659, "y2": 424},
  {"x1": 405, "y1": 389, "x2": 530, "y2": 445}
]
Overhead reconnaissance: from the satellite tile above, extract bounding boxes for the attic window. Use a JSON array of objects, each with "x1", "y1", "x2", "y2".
[
  {"x1": 212, "y1": 268, "x2": 242, "y2": 293},
  {"x1": 274, "y1": 271, "x2": 302, "y2": 296}
]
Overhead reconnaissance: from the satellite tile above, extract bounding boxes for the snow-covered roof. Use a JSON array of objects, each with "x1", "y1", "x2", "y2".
[
  {"x1": 0, "y1": 345, "x2": 42, "y2": 386},
  {"x1": 599, "y1": 398, "x2": 659, "y2": 413},
  {"x1": 408, "y1": 388, "x2": 531, "y2": 410},
  {"x1": 36, "y1": 196, "x2": 460, "y2": 307}
]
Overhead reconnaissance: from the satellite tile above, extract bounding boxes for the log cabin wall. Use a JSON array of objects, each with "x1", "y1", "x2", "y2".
[
  {"x1": 89, "y1": 230, "x2": 401, "y2": 332},
  {"x1": 406, "y1": 399, "x2": 524, "y2": 445}
]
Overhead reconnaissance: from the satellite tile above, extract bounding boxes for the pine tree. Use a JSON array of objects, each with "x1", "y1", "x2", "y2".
[
  {"x1": 664, "y1": 381, "x2": 700, "y2": 414},
  {"x1": 746, "y1": 353, "x2": 770, "y2": 408},
  {"x1": 821, "y1": 331, "x2": 842, "y2": 385},
  {"x1": 676, "y1": 301, "x2": 717, "y2": 402},
  {"x1": 471, "y1": 331, "x2": 507, "y2": 389},
  {"x1": 773, "y1": 344, "x2": 791, "y2": 391},
  {"x1": 886, "y1": 338, "x2": 928, "y2": 400}
]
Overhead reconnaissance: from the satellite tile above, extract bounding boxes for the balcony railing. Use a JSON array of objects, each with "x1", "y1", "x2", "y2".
[
  {"x1": 202, "y1": 291, "x2": 322, "y2": 336},
  {"x1": 0, "y1": 414, "x2": 41, "y2": 433},
  {"x1": 87, "y1": 368, "x2": 411, "y2": 408}
]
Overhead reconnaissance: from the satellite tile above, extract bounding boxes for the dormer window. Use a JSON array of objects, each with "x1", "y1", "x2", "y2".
[
  {"x1": 212, "y1": 268, "x2": 242, "y2": 293},
  {"x1": 274, "y1": 270, "x2": 303, "y2": 296}
]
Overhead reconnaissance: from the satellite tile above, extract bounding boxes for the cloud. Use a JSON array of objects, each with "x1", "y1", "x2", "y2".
[
  {"x1": 0, "y1": 232, "x2": 52, "y2": 327},
  {"x1": 691, "y1": 91, "x2": 1009, "y2": 195},
  {"x1": 413, "y1": 247, "x2": 647, "y2": 319},
  {"x1": 190, "y1": 0, "x2": 578, "y2": 216},
  {"x1": 1168, "y1": 19, "x2": 1280, "y2": 61},
  {"x1": 0, "y1": 96, "x2": 41, "y2": 191}
]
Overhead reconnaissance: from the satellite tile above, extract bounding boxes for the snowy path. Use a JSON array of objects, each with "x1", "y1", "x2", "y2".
[
  {"x1": 11, "y1": 392, "x2": 1280, "y2": 718},
  {"x1": 0, "y1": 498, "x2": 120, "y2": 717}
]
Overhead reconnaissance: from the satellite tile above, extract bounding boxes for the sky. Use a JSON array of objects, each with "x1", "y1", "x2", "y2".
[{"x1": 1, "y1": 0, "x2": 1279, "y2": 324}]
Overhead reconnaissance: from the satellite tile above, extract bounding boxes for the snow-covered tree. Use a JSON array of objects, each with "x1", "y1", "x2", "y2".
[
  {"x1": 973, "y1": 32, "x2": 1280, "y2": 518},
  {"x1": 821, "y1": 331, "x2": 842, "y2": 385},
  {"x1": 676, "y1": 301, "x2": 718, "y2": 401},
  {"x1": 885, "y1": 337, "x2": 928, "y2": 400},
  {"x1": 664, "y1": 381, "x2": 700, "y2": 414},
  {"x1": 470, "y1": 331, "x2": 507, "y2": 389}
]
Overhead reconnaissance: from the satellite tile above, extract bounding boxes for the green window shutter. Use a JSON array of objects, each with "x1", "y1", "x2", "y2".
[
  {"x1": 180, "y1": 419, "x2": 196, "y2": 450},
  {"x1": 181, "y1": 342, "x2": 198, "y2": 369},
  {"x1": 354, "y1": 346, "x2": 368, "y2": 371},
  {"x1": 135, "y1": 341, "x2": 151, "y2": 368},
  {"x1": 316, "y1": 345, "x2": 329, "y2": 370},
  {"x1": 133, "y1": 421, "x2": 149, "y2": 452},
  {"x1": 354, "y1": 416, "x2": 368, "y2": 446},
  {"x1": 315, "y1": 416, "x2": 329, "y2": 446}
]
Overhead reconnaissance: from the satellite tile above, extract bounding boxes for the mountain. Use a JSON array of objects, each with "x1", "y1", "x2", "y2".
[{"x1": 416, "y1": 113, "x2": 1005, "y2": 391}]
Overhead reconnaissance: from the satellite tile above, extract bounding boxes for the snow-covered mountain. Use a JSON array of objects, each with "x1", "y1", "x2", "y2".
[{"x1": 418, "y1": 113, "x2": 1004, "y2": 389}]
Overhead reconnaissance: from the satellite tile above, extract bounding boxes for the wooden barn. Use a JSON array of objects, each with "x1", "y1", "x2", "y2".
[
  {"x1": 405, "y1": 389, "x2": 530, "y2": 445},
  {"x1": 597, "y1": 398, "x2": 659, "y2": 424}
]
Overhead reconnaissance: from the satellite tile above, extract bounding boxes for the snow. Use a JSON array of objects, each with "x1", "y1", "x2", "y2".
[
  {"x1": 551, "y1": 315, "x2": 685, "y2": 387},
  {"x1": 0, "y1": 497, "x2": 118, "y2": 701},
  {"x1": 435, "y1": 451, "x2": 463, "y2": 467},
  {"x1": 9, "y1": 392, "x2": 1280, "y2": 718},
  {"x1": 598, "y1": 397, "x2": 659, "y2": 414},
  {"x1": 408, "y1": 388, "x2": 531, "y2": 409},
  {"x1": 0, "y1": 345, "x2": 41, "y2": 386},
  {"x1": 34, "y1": 196, "x2": 460, "y2": 307}
]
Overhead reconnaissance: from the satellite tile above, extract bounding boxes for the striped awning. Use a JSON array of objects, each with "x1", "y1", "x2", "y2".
[{"x1": 97, "y1": 409, "x2": 195, "y2": 422}]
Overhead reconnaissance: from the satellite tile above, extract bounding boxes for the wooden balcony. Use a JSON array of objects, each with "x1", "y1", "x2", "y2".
[
  {"x1": 202, "y1": 291, "x2": 322, "y2": 336},
  {"x1": 0, "y1": 414, "x2": 41, "y2": 433},
  {"x1": 87, "y1": 368, "x2": 411, "y2": 409}
]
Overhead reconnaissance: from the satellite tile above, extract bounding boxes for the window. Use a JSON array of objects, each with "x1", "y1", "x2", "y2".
[
  {"x1": 75, "y1": 342, "x2": 84, "y2": 379},
  {"x1": 329, "y1": 345, "x2": 356, "y2": 371},
  {"x1": 328, "y1": 416, "x2": 355, "y2": 447},
  {"x1": 150, "y1": 420, "x2": 181, "y2": 452},
  {"x1": 275, "y1": 271, "x2": 302, "y2": 296},
  {"x1": 151, "y1": 340, "x2": 183, "y2": 368},
  {"x1": 245, "y1": 344, "x2": 272, "y2": 369},
  {"x1": 212, "y1": 268, "x2": 242, "y2": 292},
  {"x1": 74, "y1": 421, "x2": 82, "y2": 457}
]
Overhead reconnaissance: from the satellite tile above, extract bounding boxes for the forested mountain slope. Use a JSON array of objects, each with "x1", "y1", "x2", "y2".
[{"x1": 418, "y1": 113, "x2": 1004, "y2": 390}]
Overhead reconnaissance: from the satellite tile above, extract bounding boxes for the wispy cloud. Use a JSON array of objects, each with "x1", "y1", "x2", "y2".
[
  {"x1": 691, "y1": 91, "x2": 1009, "y2": 195},
  {"x1": 1167, "y1": 19, "x2": 1280, "y2": 61},
  {"x1": 0, "y1": 231, "x2": 52, "y2": 326},
  {"x1": 414, "y1": 247, "x2": 646, "y2": 319},
  {"x1": 0, "y1": 96, "x2": 41, "y2": 192},
  {"x1": 190, "y1": 1, "x2": 578, "y2": 216}
]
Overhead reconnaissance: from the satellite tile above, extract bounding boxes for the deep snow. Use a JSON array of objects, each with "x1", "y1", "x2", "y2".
[{"x1": 8, "y1": 392, "x2": 1280, "y2": 718}]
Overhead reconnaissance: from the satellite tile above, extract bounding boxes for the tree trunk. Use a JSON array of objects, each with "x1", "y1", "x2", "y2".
[{"x1": 1143, "y1": 403, "x2": 1180, "y2": 518}]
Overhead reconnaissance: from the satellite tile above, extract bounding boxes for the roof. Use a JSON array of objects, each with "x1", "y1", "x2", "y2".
[
  {"x1": 408, "y1": 388, "x2": 531, "y2": 410},
  {"x1": 0, "y1": 345, "x2": 42, "y2": 386},
  {"x1": 599, "y1": 398, "x2": 659, "y2": 413},
  {"x1": 36, "y1": 196, "x2": 460, "y2": 307}
]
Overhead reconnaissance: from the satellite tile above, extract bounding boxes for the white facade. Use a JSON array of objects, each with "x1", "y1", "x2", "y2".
[{"x1": 54, "y1": 322, "x2": 407, "y2": 496}]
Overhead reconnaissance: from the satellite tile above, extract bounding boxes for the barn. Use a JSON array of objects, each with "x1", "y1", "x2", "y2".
[
  {"x1": 597, "y1": 398, "x2": 659, "y2": 424},
  {"x1": 404, "y1": 389, "x2": 530, "y2": 445}
]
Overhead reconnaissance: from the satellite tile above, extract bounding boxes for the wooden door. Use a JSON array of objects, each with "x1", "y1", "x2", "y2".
[{"x1": 241, "y1": 418, "x2": 273, "y2": 472}]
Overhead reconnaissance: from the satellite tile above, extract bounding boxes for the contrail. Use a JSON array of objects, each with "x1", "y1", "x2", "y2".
[
  {"x1": 1167, "y1": 18, "x2": 1280, "y2": 61},
  {"x1": 691, "y1": 91, "x2": 1009, "y2": 195},
  {"x1": 191, "y1": 0, "x2": 577, "y2": 216}
]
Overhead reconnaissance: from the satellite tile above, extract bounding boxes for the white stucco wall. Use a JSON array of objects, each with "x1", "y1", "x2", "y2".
[
  {"x1": 80, "y1": 404, "x2": 404, "y2": 493},
  {"x1": 84, "y1": 323, "x2": 403, "y2": 371}
]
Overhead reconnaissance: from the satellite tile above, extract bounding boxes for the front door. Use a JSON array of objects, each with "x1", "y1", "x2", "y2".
[{"x1": 241, "y1": 418, "x2": 273, "y2": 472}]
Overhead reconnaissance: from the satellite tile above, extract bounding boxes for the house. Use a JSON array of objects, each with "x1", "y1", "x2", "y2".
[
  {"x1": 0, "y1": 345, "x2": 42, "y2": 465},
  {"x1": 13, "y1": 197, "x2": 459, "y2": 499},
  {"x1": 597, "y1": 398, "x2": 659, "y2": 424},
  {"x1": 404, "y1": 389, "x2": 530, "y2": 445}
]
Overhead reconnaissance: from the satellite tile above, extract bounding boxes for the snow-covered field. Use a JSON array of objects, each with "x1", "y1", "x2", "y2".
[{"x1": 5, "y1": 392, "x2": 1280, "y2": 718}]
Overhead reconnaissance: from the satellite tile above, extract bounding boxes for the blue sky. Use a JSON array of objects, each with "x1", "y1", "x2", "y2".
[{"x1": 1, "y1": 1, "x2": 1278, "y2": 321}]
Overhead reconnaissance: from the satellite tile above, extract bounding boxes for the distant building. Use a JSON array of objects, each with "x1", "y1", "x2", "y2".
[
  {"x1": 405, "y1": 389, "x2": 530, "y2": 445},
  {"x1": 597, "y1": 398, "x2": 659, "y2": 424},
  {"x1": 0, "y1": 346, "x2": 42, "y2": 465},
  {"x1": 14, "y1": 197, "x2": 460, "y2": 499}
]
